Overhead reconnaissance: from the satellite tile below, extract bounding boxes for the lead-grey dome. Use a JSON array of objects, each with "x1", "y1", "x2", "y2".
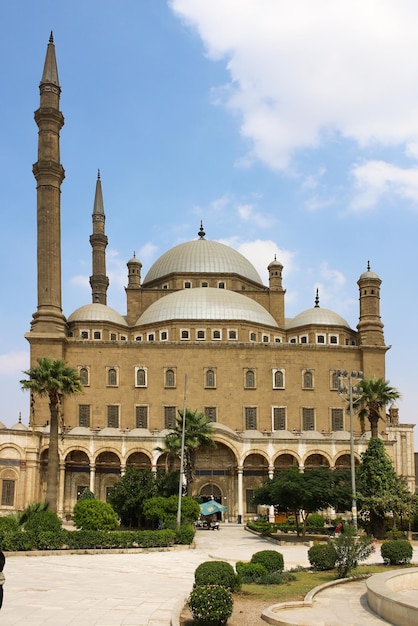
[
  {"x1": 286, "y1": 307, "x2": 351, "y2": 329},
  {"x1": 143, "y1": 238, "x2": 263, "y2": 285},
  {"x1": 68, "y1": 303, "x2": 128, "y2": 326},
  {"x1": 136, "y1": 287, "x2": 279, "y2": 327}
]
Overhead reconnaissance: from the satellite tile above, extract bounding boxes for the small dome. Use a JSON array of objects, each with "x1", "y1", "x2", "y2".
[
  {"x1": 359, "y1": 262, "x2": 380, "y2": 281},
  {"x1": 136, "y1": 287, "x2": 279, "y2": 327},
  {"x1": 268, "y1": 256, "x2": 282, "y2": 270},
  {"x1": 286, "y1": 307, "x2": 351, "y2": 329},
  {"x1": 97, "y1": 427, "x2": 120, "y2": 436},
  {"x1": 68, "y1": 303, "x2": 128, "y2": 326},
  {"x1": 68, "y1": 426, "x2": 92, "y2": 435},
  {"x1": 359, "y1": 270, "x2": 380, "y2": 280},
  {"x1": 11, "y1": 421, "x2": 28, "y2": 431},
  {"x1": 0, "y1": 421, "x2": 7, "y2": 429},
  {"x1": 143, "y1": 238, "x2": 263, "y2": 285}
]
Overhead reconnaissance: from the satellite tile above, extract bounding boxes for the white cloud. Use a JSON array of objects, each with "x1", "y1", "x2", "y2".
[
  {"x1": 236, "y1": 203, "x2": 271, "y2": 228},
  {"x1": 219, "y1": 235, "x2": 294, "y2": 284},
  {"x1": 171, "y1": 1, "x2": 418, "y2": 170},
  {"x1": 350, "y1": 160, "x2": 418, "y2": 211}
]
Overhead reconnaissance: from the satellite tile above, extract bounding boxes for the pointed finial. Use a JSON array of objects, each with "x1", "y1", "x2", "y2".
[
  {"x1": 97, "y1": 168, "x2": 101, "y2": 180},
  {"x1": 49, "y1": 31, "x2": 54, "y2": 44},
  {"x1": 314, "y1": 288, "x2": 320, "y2": 308},
  {"x1": 198, "y1": 221, "x2": 206, "y2": 239},
  {"x1": 274, "y1": 254, "x2": 277, "y2": 261},
  {"x1": 367, "y1": 260, "x2": 370, "y2": 271},
  {"x1": 18, "y1": 412, "x2": 22, "y2": 424},
  {"x1": 133, "y1": 251, "x2": 136, "y2": 258}
]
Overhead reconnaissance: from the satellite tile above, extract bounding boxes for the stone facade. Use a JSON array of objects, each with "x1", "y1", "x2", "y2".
[{"x1": 0, "y1": 36, "x2": 415, "y2": 520}]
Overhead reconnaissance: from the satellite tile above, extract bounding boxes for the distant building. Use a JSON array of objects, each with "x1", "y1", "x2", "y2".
[{"x1": 0, "y1": 36, "x2": 414, "y2": 520}]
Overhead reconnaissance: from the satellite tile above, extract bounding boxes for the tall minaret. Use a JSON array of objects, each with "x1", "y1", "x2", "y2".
[
  {"x1": 31, "y1": 33, "x2": 66, "y2": 334},
  {"x1": 357, "y1": 262, "x2": 385, "y2": 347},
  {"x1": 89, "y1": 170, "x2": 109, "y2": 304}
]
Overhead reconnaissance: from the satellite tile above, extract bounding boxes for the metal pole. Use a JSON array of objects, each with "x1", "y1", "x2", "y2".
[
  {"x1": 176, "y1": 374, "x2": 187, "y2": 528},
  {"x1": 349, "y1": 375, "x2": 358, "y2": 532}
]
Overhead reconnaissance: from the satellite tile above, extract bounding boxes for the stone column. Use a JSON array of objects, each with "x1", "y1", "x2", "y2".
[{"x1": 237, "y1": 466, "x2": 243, "y2": 524}]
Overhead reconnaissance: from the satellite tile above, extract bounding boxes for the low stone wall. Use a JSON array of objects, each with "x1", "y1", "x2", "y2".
[{"x1": 366, "y1": 567, "x2": 418, "y2": 626}]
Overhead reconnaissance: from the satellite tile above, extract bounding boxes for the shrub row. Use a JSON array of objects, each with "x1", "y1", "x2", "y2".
[{"x1": 0, "y1": 528, "x2": 181, "y2": 551}]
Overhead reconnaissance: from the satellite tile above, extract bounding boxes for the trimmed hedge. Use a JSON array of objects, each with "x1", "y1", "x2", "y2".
[
  {"x1": 194, "y1": 560, "x2": 241, "y2": 592},
  {"x1": 174, "y1": 524, "x2": 195, "y2": 545},
  {"x1": 0, "y1": 528, "x2": 177, "y2": 551},
  {"x1": 188, "y1": 584, "x2": 233, "y2": 624},
  {"x1": 236, "y1": 561, "x2": 268, "y2": 582},
  {"x1": 250, "y1": 550, "x2": 284, "y2": 573},
  {"x1": 381, "y1": 540, "x2": 413, "y2": 565}
]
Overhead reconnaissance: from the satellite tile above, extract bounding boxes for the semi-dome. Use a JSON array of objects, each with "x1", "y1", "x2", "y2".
[
  {"x1": 143, "y1": 238, "x2": 263, "y2": 285},
  {"x1": 136, "y1": 287, "x2": 279, "y2": 327},
  {"x1": 67, "y1": 303, "x2": 128, "y2": 326},
  {"x1": 286, "y1": 307, "x2": 351, "y2": 329}
]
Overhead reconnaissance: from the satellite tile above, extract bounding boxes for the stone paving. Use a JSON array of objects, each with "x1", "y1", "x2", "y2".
[{"x1": 1, "y1": 526, "x2": 416, "y2": 625}]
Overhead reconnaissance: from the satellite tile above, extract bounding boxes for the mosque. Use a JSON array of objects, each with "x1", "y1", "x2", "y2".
[{"x1": 0, "y1": 36, "x2": 414, "y2": 521}]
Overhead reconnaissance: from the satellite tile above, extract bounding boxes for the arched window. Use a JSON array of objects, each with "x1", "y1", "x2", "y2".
[
  {"x1": 273, "y1": 369, "x2": 284, "y2": 389},
  {"x1": 165, "y1": 369, "x2": 175, "y2": 387},
  {"x1": 136, "y1": 368, "x2": 146, "y2": 386},
  {"x1": 107, "y1": 368, "x2": 117, "y2": 386},
  {"x1": 80, "y1": 367, "x2": 89, "y2": 386},
  {"x1": 303, "y1": 370, "x2": 313, "y2": 389},
  {"x1": 245, "y1": 370, "x2": 255, "y2": 388},
  {"x1": 205, "y1": 369, "x2": 215, "y2": 387}
]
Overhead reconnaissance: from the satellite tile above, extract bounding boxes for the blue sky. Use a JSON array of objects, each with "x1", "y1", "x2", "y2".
[{"x1": 0, "y1": 1, "x2": 417, "y2": 446}]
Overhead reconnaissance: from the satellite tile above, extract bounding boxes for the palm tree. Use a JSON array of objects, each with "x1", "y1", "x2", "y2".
[
  {"x1": 20, "y1": 357, "x2": 83, "y2": 512},
  {"x1": 160, "y1": 409, "x2": 215, "y2": 494},
  {"x1": 352, "y1": 377, "x2": 401, "y2": 438}
]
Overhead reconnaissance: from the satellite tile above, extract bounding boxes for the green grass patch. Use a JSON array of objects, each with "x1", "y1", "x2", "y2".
[{"x1": 238, "y1": 564, "x2": 412, "y2": 603}]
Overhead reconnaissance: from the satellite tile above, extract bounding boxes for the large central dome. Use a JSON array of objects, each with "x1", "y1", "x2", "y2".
[
  {"x1": 143, "y1": 238, "x2": 263, "y2": 285},
  {"x1": 137, "y1": 288, "x2": 278, "y2": 327}
]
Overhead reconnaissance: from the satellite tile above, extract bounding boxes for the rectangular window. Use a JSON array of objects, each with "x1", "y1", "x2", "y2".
[
  {"x1": 164, "y1": 406, "x2": 177, "y2": 429},
  {"x1": 135, "y1": 405, "x2": 148, "y2": 429},
  {"x1": 78, "y1": 404, "x2": 91, "y2": 428},
  {"x1": 302, "y1": 407, "x2": 315, "y2": 431},
  {"x1": 272, "y1": 407, "x2": 286, "y2": 430},
  {"x1": 204, "y1": 407, "x2": 217, "y2": 422},
  {"x1": 1, "y1": 479, "x2": 15, "y2": 506},
  {"x1": 107, "y1": 405, "x2": 119, "y2": 428},
  {"x1": 245, "y1": 407, "x2": 257, "y2": 430},
  {"x1": 331, "y1": 408, "x2": 344, "y2": 431}
]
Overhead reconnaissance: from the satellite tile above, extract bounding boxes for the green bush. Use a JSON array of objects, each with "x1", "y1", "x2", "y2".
[
  {"x1": 72, "y1": 499, "x2": 119, "y2": 530},
  {"x1": 78, "y1": 488, "x2": 95, "y2": 500},
  {"x1": 332, "y1": 525, "x2": 374, "y2": 578},
  {"x1": 24, "y1": 509, "x2": 62, "y2": 536},
  {"x1": 381, "y1": 540, "x2": 413, "y2": 565},
  {"x1": 250, "y1": 550, "x2": 284, "y2": 573},
  {"x1": 236, "y1": 561, "x2": 268, "y2": 582},
  {"x1": 0, "y1": 515, "x2": 19, "y2": 532},
  {"x1": 194, "y1": 560, "x2": 240, "y2": 592},
  {"x1": 35, "y1": 530, "x2": 66, "y2": 550},
  {"x1": 188, "y1": 584, "x2": 233, "y2": 624},
  {"x1": 174, "y1": 524, "x2": 195, "y2": 545},
  {"x1": 306, "y1": 513, "x2": 325, "y2": 528},
  {"x1": 308, "y1": 542, "x2": 337, "y2": 571},
  {"x1": 0, "y1": 530, "x2": 35, "y2": 551}
]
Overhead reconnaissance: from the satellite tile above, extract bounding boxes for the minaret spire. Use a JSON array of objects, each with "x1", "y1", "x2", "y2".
[
  {"x1": 30, "y1": 34, "x2": 66, "y2": 333},
  {"x1": 89, "y1": 170, "x2": 109, "y2": 304}
]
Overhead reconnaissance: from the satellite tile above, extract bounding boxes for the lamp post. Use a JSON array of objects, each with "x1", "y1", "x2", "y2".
[{"x1": 336, "y1": 369, "x2": 363, "y2": 532}]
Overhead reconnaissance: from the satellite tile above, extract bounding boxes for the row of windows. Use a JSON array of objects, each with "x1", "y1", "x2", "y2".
[
  {"x1": 80, "y1": 367, "x2": 342, "y2": 391},
  {"x1": 76, "y1": 328, "x2": 352, "y2": 345},
  {"x1": 78, "y1": 404, "x2": 345, "y2": 432}
]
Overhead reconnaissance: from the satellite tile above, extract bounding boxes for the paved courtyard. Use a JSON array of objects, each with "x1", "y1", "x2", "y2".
[{"x1": 1, "y1": 525, "x2": 416, "y2": 625}]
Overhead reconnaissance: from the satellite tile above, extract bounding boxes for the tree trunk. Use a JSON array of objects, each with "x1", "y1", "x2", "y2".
[
  {"x1": 45, "y1": 403, "x2": 59, "y2": 513},
  {"x1": 369, "y1": 416, "x2": 379, "y2": 438}
]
